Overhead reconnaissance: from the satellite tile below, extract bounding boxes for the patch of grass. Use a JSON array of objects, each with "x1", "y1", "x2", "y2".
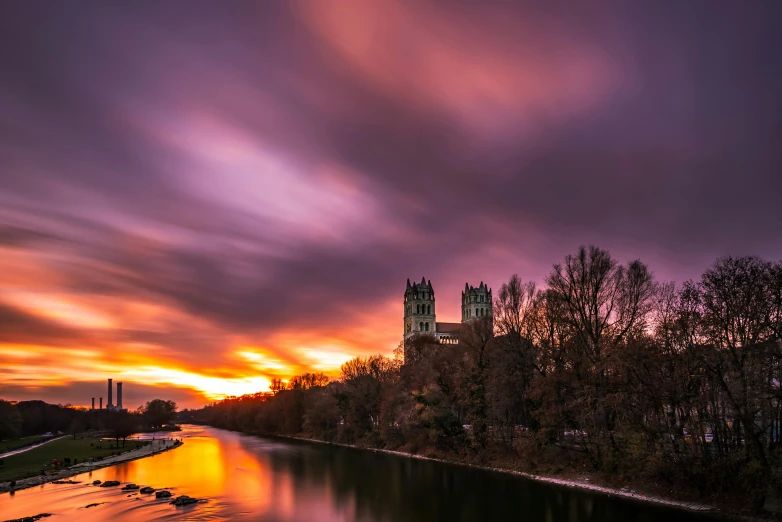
[
  {"x1": 0, "y1": 435, "x2": 147, "y2": 483},
  {"x1": 0, "y1": 435, "x2": 53, "y2": 455}
]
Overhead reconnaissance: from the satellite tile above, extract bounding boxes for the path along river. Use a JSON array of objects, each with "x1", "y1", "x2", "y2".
[{"x1": 1, "y1": 425, "x2": 725, "y2": 522}]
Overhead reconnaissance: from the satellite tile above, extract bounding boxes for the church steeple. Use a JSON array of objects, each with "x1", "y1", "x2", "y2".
[
  {"x1": 462, "y1": 281, "x2": 492, "y2": 323},
  {"x1": 403, "y1": 277, "x2": 436, "y2": 339}
]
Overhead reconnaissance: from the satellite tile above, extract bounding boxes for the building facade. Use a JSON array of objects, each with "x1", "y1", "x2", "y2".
[{"x1": 403, "y1": 277, "x2": 491, "y2": 344}]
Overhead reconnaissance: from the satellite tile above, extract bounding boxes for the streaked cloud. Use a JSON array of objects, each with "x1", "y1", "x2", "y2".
[{"x1": 0, "y1": 0, "x2": 780, "y2": 407}]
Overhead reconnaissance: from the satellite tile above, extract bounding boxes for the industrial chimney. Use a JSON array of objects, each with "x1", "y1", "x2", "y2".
[
  {"x1": 117, "y1": 382, "x2": 123, "y2": 410},
  {"x1": 91, "y1": 398, "x2": 95, "y2": 410},
  {"x1": 99, "y1": 397, "x2": 103, "y2": 409},
  {"x1": 107, "y1": 378, "x2": 114, "y2": 409}
]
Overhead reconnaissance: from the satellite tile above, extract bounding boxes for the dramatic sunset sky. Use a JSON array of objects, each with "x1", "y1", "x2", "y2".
[{"x1": 1, "y1": 1, "x2": 781, "y2": 409}]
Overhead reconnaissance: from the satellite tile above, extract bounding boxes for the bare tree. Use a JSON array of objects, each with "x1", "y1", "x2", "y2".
[
  {"x1": 768, "y1": 261, "x2": 782, "y2": 339},
  {"x1": 270, "y1": 378, "x2": 285, "y2": 395},
  {"x1": 546, "y1": 246, "x2": 655, "y2": 465},
  {"x1": 288, "y1": 373, "x2": 330, "y2": 390},
  {"x1": 698, "y1": 256, "x2": 779, "y2": 509},
  {"x1": 461, "y1": 315, "x2": 494, "y2": 447},
  {"x1": 489, "y1": 275, "x2": 539, "y2": 442}
]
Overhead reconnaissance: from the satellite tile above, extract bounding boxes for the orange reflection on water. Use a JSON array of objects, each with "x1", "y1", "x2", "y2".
[
  {"x1": 1, "y1": 426, "x2": 282, "y2": 521},
  {"x1": 91, "y1": 430, "x2": 273, "y2": 510}
]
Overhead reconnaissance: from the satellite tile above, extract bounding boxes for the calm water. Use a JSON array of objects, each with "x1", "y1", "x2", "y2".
[{"x1": 1, "y1": 425, "x2": 722, "y2": 522}]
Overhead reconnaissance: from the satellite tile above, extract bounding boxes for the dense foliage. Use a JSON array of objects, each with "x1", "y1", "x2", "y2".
[
  {"x1": 142, "y1": 399, "x2": 178, "y2": 428},
  {"x1": 196, "y1": 246, "x2": 782, "y2": 513}
]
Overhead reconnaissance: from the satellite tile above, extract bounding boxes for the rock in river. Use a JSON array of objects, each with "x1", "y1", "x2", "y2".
[
  {"x1": 122, "y1": 483, "x2": 140, "y2": 490},
  {"x1": 155, "y1": 490, "x2": 172, "y2": 498},
  {"x1": 140, "y1": 486, "x2": 155, "y2": 494},
  {"x1": 5, "y1": 514, "x2": 51, "y2": 522},
  {"x1": 99, "y1": 480, "x2": 120, "y2": 487},
  {"x1": 170, "y1": 495, "x2": 199, "y2": 506}
]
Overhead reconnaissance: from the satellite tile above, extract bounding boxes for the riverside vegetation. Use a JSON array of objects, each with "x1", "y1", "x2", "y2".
[
  {"x1": 190, "y1": 246, "x2": 782, "y2": 516},
  {"x1": 0, "y1": 435, "x2": 147, "y2": 483},
  {"x1": 0, "y1": 398, "x2": 178, "y2": 483}
]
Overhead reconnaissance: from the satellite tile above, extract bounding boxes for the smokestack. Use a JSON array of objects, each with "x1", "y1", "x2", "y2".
[
  {"x1": 117, "y1": 382, "x2": 123, "y2": 410},
  {"x1": 107, "y1": 378, "x2": 113, "y2": 408},
  {"x1": 91, "y1": 398, "x2": 95, "y2": 410},
  {"x1": 99, "y1": 397, "x2": 103, "y2": 409}
]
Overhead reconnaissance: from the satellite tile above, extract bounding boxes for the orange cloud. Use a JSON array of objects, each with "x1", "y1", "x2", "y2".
[{"x1": 0, "y1": 261, "x2": 406, "y2": 407}]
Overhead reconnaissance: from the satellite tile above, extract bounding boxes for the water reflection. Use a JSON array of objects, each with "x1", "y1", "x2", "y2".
[{"x1": 1, "y1": 425, "x2": 723, "y2": 522}]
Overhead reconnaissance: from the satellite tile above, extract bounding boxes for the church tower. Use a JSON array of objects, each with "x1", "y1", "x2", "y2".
[
  {"x1": 462, "y1": 281, "x2": 492, "y2": 322},
  {"x1": 404, "y1": 277, "x2": 436, "y2": 339}
]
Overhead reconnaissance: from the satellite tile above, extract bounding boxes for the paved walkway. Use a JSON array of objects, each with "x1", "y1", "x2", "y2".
[
  {"x1": 71, "y1": 438, "x2": 178, "y2": 468},
  {"x1": 0, "y1": 435, "x2": 68, "y2": 459}
]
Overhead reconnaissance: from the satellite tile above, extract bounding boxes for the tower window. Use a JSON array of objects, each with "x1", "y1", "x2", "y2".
[
  {"x1": 417, "y1": 304, "x2": 420, "y2": 314},
  {"x1": 427, "y1": 304, "x2": 431, "y2": 314},
  {"x1": 425, "y1": 322, "x2": 429, "y2": 331},
  {"x1": 419, "y1": 322, "x2": 423, "y2": 331}
]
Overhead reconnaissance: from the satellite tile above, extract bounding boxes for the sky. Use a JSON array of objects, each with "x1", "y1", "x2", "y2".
[{"x1": 1, "y1": 1, "x2": 781, "y2": 409}]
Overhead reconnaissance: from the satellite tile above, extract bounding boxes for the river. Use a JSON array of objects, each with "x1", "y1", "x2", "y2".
[{"x1": 1, "y1": 425, "x2": 723, "y2": 521}]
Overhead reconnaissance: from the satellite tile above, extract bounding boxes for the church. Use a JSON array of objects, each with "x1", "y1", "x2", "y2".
[{"x1": 403, "y1": 277, "x2": 492, "y2": 344}]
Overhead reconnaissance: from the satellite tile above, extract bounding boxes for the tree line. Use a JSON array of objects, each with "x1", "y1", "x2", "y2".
[
  {"x1": 195, "y1": 246, "x2": 782, "y2": 513},
  {"x1": 0, "y1": 398, "x2": 178, "y2": 447}
]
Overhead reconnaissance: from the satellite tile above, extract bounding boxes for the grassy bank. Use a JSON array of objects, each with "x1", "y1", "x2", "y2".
[
  {"x1": 0, "y1": 436, "x2": 51, "y2": 455},
  {"x1": 0, "y1": 435, "x2": 147, "y2": 483}
]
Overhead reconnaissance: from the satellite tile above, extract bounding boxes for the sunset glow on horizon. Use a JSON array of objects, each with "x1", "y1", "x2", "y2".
[{"x1": 1, "y1": 0, "x2": 781, "y2": 409}]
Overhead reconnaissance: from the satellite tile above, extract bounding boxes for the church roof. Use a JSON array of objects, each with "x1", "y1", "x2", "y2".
[
  {"x1": 436, "y1": 322, "x2": 463, "y2": 334},
  {"x1": 463, "y1": 281, "x2": 491, "y2": 295},
  {"x1": 406, "y1": 277, "x2": 434, "y2": 296}
]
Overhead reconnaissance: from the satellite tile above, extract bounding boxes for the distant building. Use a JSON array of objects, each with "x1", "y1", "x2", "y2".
[
  {"x1": 107, "y1": 378, "x2": 114, "y2": 409},
  {"x1": 403, "y1": 277, "x2": 492, "y2": 345},
  {"x1": 99, "y1": 378, "x2": 127, "y2": 412}
]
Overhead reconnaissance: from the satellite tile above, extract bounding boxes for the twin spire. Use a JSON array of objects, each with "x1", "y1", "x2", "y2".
[
  {"x1": 406, "y1": 277, "x2": 432, "y2": 289},
  {"x1": 407, "y1": 278, "x2": 488, "y2": 293}
]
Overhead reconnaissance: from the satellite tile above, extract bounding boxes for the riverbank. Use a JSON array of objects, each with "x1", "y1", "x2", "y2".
[
  {"x1": 0, "y1": 435, "x2": 67, "y2": 459},
  {"x1": 0, "y1": 435, "x2": 148, "y2": 483},
  {"x1": 0, "y1": 438, "x2": 183, "y2": 493},
  {"x1": 273, "y1": 434, "x2": 720, "y2": 515}
]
